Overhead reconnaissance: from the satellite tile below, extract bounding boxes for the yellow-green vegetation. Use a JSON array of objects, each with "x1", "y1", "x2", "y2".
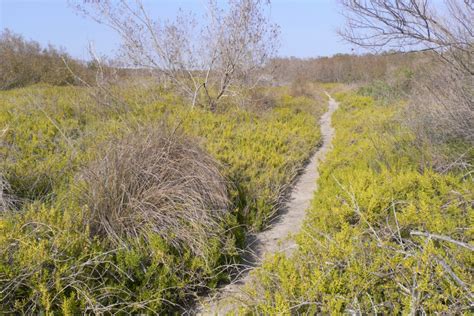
[
  {"x1": 0, "y1": 84, "x2": 324, "y2": 313},
  {"x1": 242, "y1": 92, "x2": 473, "y2": 314}
]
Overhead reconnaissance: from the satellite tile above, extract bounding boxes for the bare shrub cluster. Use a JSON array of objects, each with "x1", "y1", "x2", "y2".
[
  {"x1": 406, "y1": 61, "x2": 473, "y2": 149},
  {"x1": 0, "y1": 29, "x2": 94, "y2": 90},
  {"x1": 77, "y1": 127, "x2": 230, "y2": 256},
  {"x1": 339, "y1": 0, "x2": 473, "y2": 74},
  {"x1": 270, "y1": 52, "x2": 421, "y2": 84},
  {"x1": 73, "y1": 0, "x2": 279, "y2": 110}
]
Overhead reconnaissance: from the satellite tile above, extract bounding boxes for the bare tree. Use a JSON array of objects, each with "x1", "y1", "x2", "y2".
[
  {"x1": 338, "y1": 0, "x2": 473, "y2": 76},
  {"x1": 72, "y1": 0, "x2": 279, "y2": 111}
]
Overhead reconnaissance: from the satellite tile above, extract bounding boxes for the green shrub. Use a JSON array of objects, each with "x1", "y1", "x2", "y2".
[
  {"x1": 358, "y1": 67, "x2": 413, "y2": 105},
  {"x1": 0, "y1": 202, "x2": 232, "y2": 313}
]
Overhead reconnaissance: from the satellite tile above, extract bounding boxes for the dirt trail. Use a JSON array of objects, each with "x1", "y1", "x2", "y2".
[{"x1": 195, "y1": 93, "x2": 339, "y2": 315}]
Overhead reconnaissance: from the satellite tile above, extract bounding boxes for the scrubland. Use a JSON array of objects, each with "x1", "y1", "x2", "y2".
[
  {"x1": 241, "y1": 90, "x2": 473, "y2": 314},
  {"x1": 1, "y1": 59, "x2": 472, "y2": 314},
  {"x1": 0, "y1": 83, "x2": 325, "y2": 313},
  {"x1": 1, "y1": 52, "x2": 472, "y2": 315},
  {"x1": 1, "y1": 0, "x2": 472, "y2": 312}
]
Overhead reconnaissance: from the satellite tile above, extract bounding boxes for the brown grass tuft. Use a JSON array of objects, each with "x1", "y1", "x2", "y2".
[{"x1": 77, "y1": 127, "x2": 230, "y2": 255}]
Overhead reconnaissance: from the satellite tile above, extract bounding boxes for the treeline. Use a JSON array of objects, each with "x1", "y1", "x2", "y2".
[
  {"x1": 270, "y1": 52, "x2": 426, "y2": 84},
  {"x1": 0, "y1": 29, "x2": 95, "y2": 90}
]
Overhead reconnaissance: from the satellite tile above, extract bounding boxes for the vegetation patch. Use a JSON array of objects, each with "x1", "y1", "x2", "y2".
[
  {"x1": 241, "y1": 92, "x2": 473, "y2": 314},
  {"x1": 0, "y1": 30, "x2": 94, "y2": 90},
  {"x1": 0, "y1": 84, "x2": 323, "y2": 313}
]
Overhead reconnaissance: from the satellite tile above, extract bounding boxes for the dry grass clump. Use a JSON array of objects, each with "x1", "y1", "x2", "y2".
[
  {"x1": 77, "y1": 127, "x2": 230, "y2": 255},
  {"x1": 0, "y1": 174, "x2": 14, "y2": 212}
]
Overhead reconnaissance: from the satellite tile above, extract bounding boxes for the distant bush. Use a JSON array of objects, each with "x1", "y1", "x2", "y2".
[
  {"x1": 270, "y1": 52, "x2": 422, "y2": 84},
  {"x1": 0, "y1": 29, "x2": 93, "y2": 90},
  {"x1": 357, "y1": 67, "x2": 414, "y2": 104}
]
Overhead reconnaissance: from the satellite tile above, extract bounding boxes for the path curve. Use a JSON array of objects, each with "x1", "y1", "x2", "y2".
[{"x1": 196, "y1": 93, "x2": 339, "y2": 315}]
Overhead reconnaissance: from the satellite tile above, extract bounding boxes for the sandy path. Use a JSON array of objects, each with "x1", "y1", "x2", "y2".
[{"x1": 195, "y1": 93, "x2": 339, "y2": 315}]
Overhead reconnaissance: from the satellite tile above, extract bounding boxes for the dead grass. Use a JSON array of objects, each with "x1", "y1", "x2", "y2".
[
  {"x1": 0, "y1": 174, "x2": 14, "y2": 212},
  {"x1": 77, "y1": 126, "x2": 230, "y2": 256}
]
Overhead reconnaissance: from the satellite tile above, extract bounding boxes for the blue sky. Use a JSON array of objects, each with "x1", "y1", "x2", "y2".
[{"x1": 0, "y1": 0, "x2": 354, "y2": 60}]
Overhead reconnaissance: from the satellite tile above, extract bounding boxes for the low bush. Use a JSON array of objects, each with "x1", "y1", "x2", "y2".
[
  {"x1": 0, "y1": 201, "x2": 237, "y2": 313},
  {"x1": 241, "y1": 92, "x2": 473, "y2": 314}
]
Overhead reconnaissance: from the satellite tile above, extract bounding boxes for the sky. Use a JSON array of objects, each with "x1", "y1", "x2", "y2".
[{"x1": 0, "y1": 0, "x2": 355, "y2": 60}]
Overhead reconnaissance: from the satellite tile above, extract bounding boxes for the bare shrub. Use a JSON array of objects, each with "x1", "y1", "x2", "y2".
[
  {"x1": 77, "y1": 127, "x2": 230, "y2": 256},
  {"x1": 339, "y1": 0, "x2": 473, "y2": 76},
  {"x1": 241, "y1": 88, "x2": 279, "y2": 111},
  {"x1": 404, "y1": 61, "x2": 473, "y2": 170},
  {"x1": 0, "y1": 174, "x2": 14, "y2": 212},
  {"x1": 407, "y1": 63, "x2": 473, "y2": 145},
  {"x1": 0, "y1": 29, "x2": 93, "y2": 90},
  {"x1": 289, "y1": 77, "x2": 314, "y2": 97},
  {"x1": 73, "y1": 0, "x2": 279, "y2": 110}
]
